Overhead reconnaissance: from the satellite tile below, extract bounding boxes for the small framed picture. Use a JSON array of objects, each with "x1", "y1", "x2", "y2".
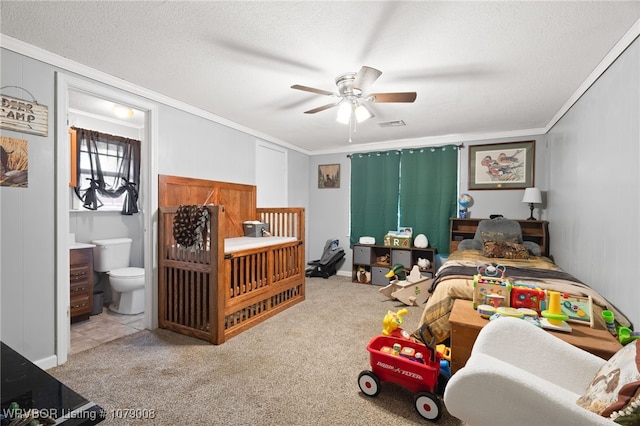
[
  {"x1": 551, "y1": 293, "x2": 594, "y2": 327},
  {"x1": 318, "y1": 164, "x2": 340, "y2": 188}
]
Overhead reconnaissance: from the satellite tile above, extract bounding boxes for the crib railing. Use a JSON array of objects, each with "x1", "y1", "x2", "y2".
[
  {"x1": 257, "y1": 207, "x2": 305, "y2": 240},
  {"x1": 159, "y1": 206, "x2": 305, "y2": 344},
  {"x1": 220, "y1": 208, "x2": 305, "y2": 342}
]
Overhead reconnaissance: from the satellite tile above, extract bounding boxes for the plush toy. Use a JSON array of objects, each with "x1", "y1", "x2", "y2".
[
  {"x1": 384, "y1": 264, "x2": 407, "y2": 282},
  {"x1": 357, "y1": 266, "x2": 368, "y2": 283},
  {"x1": 414, "y1": 234, "x2": 429, "y2": 248},
  {"x1": 477, "y1": 263, "x2": 507, "y2": 278},
  {"x1": 382, "y1": 308, "x2": 408, "y2": 336},
  {"x1": 417, "y1": 257, "x2": 431, "y2": 270}
]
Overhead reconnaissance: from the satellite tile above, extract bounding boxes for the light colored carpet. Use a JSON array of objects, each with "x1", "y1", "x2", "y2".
[{"x1": 50, "y1": 276, "x2": 464, "y2": 425}]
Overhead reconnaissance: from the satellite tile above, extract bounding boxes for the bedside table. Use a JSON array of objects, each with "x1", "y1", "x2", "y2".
[{"x1": 448, "y1": 299, "x2": 622, "y2": 374}]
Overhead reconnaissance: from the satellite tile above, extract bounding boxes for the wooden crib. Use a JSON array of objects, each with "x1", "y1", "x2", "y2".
[{"x1": 158, "y1": 175, "x2": 305, "y2": 344}]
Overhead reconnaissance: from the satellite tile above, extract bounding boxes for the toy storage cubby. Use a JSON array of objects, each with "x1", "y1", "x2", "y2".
[{"x1": 352, "y1": 244, "x2": 436, "y2": 286}]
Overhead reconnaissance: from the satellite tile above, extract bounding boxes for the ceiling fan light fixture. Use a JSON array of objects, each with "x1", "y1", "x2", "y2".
[
  {"x1": 336, "y1": 101, "x2": 352, "y2": 124},
  {"x1": 354, "y1": 102, "x2": 374, "y2": 123}
]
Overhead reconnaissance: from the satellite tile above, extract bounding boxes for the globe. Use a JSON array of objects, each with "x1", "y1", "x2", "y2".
[{"x1": 459, "y1": 193, "x2": 474, "y2": 209}]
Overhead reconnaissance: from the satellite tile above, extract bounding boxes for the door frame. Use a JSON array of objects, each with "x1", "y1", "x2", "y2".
[{"x1": 55, "y1": 73, "x2": 158, "y2": 365}]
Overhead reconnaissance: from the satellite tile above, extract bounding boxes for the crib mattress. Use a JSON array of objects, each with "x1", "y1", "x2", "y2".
[{"x1": 224, "y1": 236, "x2": 297, "y2": 253}]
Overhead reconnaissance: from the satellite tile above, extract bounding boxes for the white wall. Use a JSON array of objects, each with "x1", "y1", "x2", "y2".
[
  {"x1": 156, "y1": 104, "x2": 257, "y2": 184},
  {"x1": 0, "y1": 49, "x2": 56, "y2": 362},
  {"x1": 546, "y1": 37, "x2": 640, "y2": 329},
  {"x1": 308, "y1": 155, "x2": 351, "y2": 266}
]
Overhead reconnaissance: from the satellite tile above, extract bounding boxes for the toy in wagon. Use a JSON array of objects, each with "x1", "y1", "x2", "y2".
[{"x1": 358, "y1": 310, "x2": 448, "y2": 421}]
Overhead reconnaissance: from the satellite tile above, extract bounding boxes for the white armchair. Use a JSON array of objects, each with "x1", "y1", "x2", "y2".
[{"x1": 443, "y1": 317, "x2": 618, "y2": 426}]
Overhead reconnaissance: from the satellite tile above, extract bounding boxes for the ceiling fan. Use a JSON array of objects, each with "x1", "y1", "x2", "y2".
[{"x1": 291, "y1": 66, "x2": 417, "y2": 124}]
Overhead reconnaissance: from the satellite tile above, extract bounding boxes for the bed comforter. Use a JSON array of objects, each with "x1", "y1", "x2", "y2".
[{"x1": 417, "y1": 250, "x2": 631, "y2": 343}]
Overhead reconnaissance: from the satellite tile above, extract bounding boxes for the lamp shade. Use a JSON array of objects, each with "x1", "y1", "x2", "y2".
[
  {"x1": 522, "y1": 187, "x2": 542, "y2": 204},
  {"x1": 354, "y1": 102, "x2": 374, "y2": 123},
  {"x1": 336, "y1": 101, "x2": 351, "y2": 124}
]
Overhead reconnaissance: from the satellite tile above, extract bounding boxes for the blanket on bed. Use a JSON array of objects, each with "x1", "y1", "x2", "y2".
[{"x1": 417, "y1": 250, "x2": 631, "y2": 343}]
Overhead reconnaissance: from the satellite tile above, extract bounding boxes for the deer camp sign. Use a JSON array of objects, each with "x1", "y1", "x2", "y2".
[{"x1": 0, "y1": 94, "x2": 48, "y2": 137}]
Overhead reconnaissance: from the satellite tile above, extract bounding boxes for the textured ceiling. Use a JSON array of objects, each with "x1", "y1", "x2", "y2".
[{"x1": 1, "y1": 1, "x2": 639, "y2": 154}]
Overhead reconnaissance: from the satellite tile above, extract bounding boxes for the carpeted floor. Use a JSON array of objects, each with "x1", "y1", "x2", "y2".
[{"x1": 50, "y1": 276, "x2": 464, "y2": 425}]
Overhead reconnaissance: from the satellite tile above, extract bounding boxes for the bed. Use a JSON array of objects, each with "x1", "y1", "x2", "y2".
[
  {"x1": 158, "y1": 175, "x2": 305, "y2": 344},
  {"x1": 417, "y1": 219, "x2": 632, "y2": 344}
]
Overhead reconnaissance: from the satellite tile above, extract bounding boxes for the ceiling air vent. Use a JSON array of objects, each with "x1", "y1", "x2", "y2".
[{"x1": 378, "y1": 120, "x2": 406, "y2": 128}]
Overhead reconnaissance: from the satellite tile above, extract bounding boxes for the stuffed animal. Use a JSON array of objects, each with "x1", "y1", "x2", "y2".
[
  {"x1": 417, "y1": 257, "x2": 431, "y2": 270},
  {"x1": 384, "y1": 264, "x2": 407, "y2": 282},
  {"x1": 358, "y1": 266, "x2": 368, "y2": 283},
  {"x1": 414, "y1": 233, "x2": 429, "y2": 248},
  {"x1": 382, "y1": 308, "x2": 408, "y2": 336}
]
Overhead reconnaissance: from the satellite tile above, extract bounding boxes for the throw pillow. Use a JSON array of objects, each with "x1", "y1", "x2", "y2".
[
  {"x1": 576, "y1": 340, "x2": 640, "y2": 422},
  {"x1": 481, "y1": 231, "x2": 522, "y2": 244},
  {"x1": 482, "y1": 240, "x2": 529, "y2": 259}
]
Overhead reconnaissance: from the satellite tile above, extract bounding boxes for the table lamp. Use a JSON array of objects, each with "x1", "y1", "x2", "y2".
[{"x1": 522, "y1": 187, "x2": 542, "y2": 220}]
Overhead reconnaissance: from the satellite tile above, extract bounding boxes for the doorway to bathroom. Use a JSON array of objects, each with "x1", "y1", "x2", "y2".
[
  {"x1": 55, "y1": 73, "x2": 158, "y2": 365},
  {"x1": 68, "y1": 92, "x2": 146, "y2": 355}
]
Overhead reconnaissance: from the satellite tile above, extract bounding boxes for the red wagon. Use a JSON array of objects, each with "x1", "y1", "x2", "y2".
[{"x1": 358, "y1": 325, "x2": 447, "y2": 421}]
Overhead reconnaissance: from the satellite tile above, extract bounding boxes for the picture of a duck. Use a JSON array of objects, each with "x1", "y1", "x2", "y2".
[
  {"x1": 385, "y1": 263, "x2": 407, "y2": 282},
  {"x1": 480, "y1": 149, "x2": 524, "y2": 179},
  {"x1": 496, "y1": 149, "x2": 523, "y2": 166}
]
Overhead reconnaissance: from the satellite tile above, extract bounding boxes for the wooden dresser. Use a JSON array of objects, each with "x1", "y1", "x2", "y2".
[{"x1": 70, "y1": 248, "x2": 94, "y2": 323}]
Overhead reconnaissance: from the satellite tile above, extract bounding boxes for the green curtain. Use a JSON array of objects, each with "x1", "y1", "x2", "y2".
[
  {"x1": 399, "y1": 146, "x2": 459, "y2": 255},
  {"x1": 350, "y1": 151, "x2": 401, "y2": 246}
]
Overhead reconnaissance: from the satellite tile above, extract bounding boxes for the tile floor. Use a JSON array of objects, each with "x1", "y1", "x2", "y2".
[{"x1": 70, "y1": 307, "x2": 145, "y2": 355}]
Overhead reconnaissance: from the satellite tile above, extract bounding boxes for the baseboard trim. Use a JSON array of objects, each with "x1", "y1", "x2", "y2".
[{"x1": 34, "y1": 355, "x2": 58, "y2": 370}]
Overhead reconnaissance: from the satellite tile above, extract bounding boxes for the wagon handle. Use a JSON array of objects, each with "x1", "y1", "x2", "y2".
[{"x1": 418, "y1": 323, "x2": 437, "y2": 363}]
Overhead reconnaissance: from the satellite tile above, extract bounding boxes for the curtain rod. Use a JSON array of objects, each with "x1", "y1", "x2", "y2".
[{"x1": 346, "y1": 143, "x2": 464, "y2": 158}]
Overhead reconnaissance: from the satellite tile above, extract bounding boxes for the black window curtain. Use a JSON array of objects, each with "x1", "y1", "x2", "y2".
[{"x1": 72, "y1": 127, "x2": 141, "y2": 215}]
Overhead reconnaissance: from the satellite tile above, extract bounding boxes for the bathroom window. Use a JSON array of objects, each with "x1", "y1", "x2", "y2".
[{"x1": 71, "y1": 127, "x2": 141, "y2": 214}]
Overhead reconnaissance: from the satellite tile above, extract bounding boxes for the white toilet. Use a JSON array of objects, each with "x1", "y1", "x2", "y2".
[{"x1": 92, "y1": 237, "x2": 145, "y2": 315}]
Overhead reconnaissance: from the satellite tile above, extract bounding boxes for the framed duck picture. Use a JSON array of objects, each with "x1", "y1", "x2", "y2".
[{"x1": 468, "y1": 140, "x2": 535, "y2": 190}]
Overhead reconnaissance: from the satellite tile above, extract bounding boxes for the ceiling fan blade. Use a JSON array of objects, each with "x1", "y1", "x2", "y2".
[
  {"x1": 304, "y1": 102, "x2": 340, "y2": 114},
  {"x1": 353, "y1": 66, "x2": 382, "y2": 91},
  {"x1": 291, "y1": 84, "x2": 335, "y2": 97},
  {"x1": 369, "y1": 92, "x2": 417, "y2": 103}
]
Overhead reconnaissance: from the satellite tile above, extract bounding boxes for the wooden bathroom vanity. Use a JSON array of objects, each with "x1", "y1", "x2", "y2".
[{"x1": 69, "y1": 247, "x2": 94, "y2": 323}]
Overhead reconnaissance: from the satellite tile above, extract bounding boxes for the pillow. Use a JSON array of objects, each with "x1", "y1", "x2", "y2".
[
  {"x1": 522, "y1": 241, "x2": 542, "y2": 257},
  {"x1": 482, "y1": 240, "x2": 529, "y2": 259},
  {"x1": 481, "y1": 231, "x2": 523, "y2": 244},
  {"x1": 576, "y1": 340, "x2": 640, "y2": 421}
]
